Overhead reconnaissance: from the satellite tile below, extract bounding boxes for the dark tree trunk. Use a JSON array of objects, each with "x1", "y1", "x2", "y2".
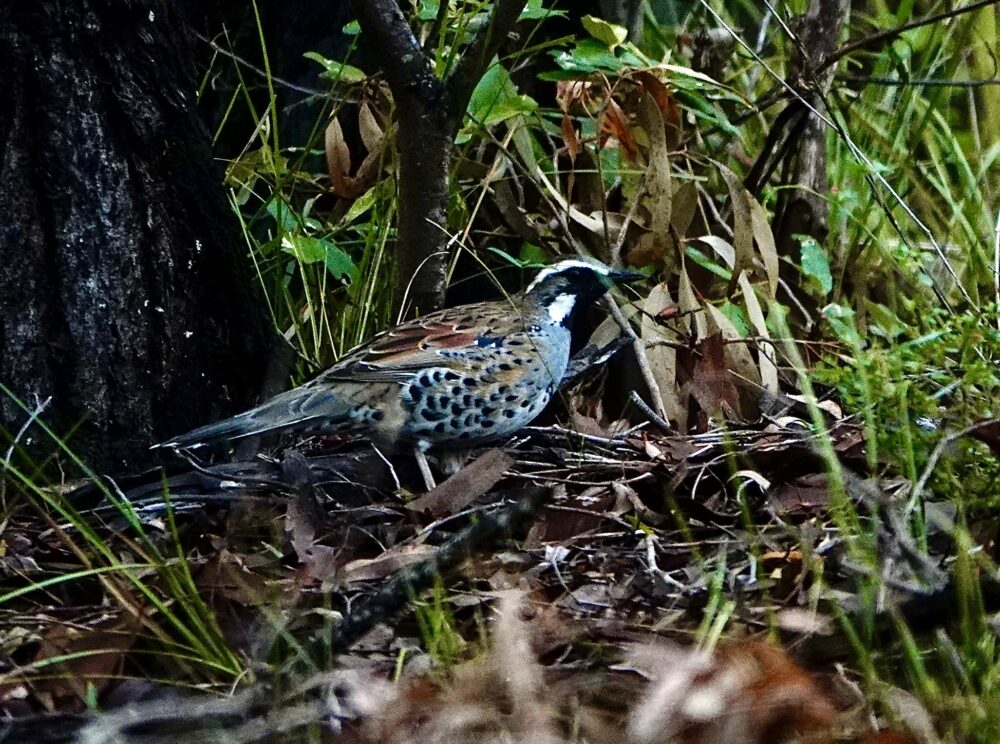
[{"x1": 0, "y1": 0, "x2": 271, "y2": 474}]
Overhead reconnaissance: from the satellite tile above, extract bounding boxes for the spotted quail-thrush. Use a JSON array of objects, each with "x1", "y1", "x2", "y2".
[{"x1": 159, "y1": 258, "x2": 640, "y2": 464}]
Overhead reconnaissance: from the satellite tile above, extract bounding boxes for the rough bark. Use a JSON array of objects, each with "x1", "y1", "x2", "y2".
[
  {"x1": 0, "y1": 0, "x2": 270, "y2": 474},
  {"x1": 771, "y1": 0, "x2": 851, "y2": 255},
  {"x1": 352, "y1": 0, "x2": 526, "y2": 319}
]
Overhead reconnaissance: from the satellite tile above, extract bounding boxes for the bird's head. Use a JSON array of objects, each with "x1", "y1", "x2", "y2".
[{"x1": 525, "y1": 258, "x2": 643, "y2": 327}]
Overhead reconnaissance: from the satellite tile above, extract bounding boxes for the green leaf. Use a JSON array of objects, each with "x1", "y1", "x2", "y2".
[
  {"x1": 487, "y1": 247, "x2": 526, "y2": 268},
  {"x1": 673, "y1": 89, "x2": 740, "y2": 136},
  {"x1": 581, "y1": 15, "x2": 627, "y2": 48},
  {"x1": 865, "y1": 300, "x2": 906, "y2": 341},
  {"x1": 685, "y1": 246, "x2": 732, "y2": 280},
  {"x1": 342, "y1": 187, "x2": 378, "y2": 225},
  {"x1": 798, "y1": 235, "x2": 833, "y2": 296},
  {"x1": 416, "y1": 0, "x2": 441, "y2": 21},
  {"x1": 266, "y1": 198, "x2": 300, "y2": 232},
  {"x1": 303, "y1": 52, "x2": 366, "y2": 84},
  {"x1": 281, "y1": 235, "x2": 357, "y2": 282},
  {"x1": 823, "y1": 303, "x2": 863, "y2": 347},
  {"x1": 322, "y1": 244, "x2": 358, "y2": 282},
  {"x1": 719, "y1": 301, "x2": 751, "y2": 337},
  {"x1": 520, "y1": 0, "x2": 566, "y2": 19},
  {"x1": 544, "y1": 38, "x2": 645, "y2": 77},
  {"x1": 462, "y1": 61, "x2": 537, "y2": 141},
  {"x1": 518, "y1": 243, "x2": 548, "y2": 266},
  {"x1": 342, "y1": 20, "x2": 360, "y2": 36}
]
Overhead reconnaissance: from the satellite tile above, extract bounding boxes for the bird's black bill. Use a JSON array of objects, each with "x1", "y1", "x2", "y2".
[{"x1": 607, "y1": 269, "x2": 645, "y2": 284}]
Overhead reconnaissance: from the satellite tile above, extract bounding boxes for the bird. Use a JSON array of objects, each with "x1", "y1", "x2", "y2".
[{"x1": 157, "y1": 258, "x2": 641, "y2": 486}]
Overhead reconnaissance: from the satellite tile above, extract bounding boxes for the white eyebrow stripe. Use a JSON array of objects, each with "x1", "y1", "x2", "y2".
[{"x1": 526, "y1": 259, "x2": 610, "y2": 292}]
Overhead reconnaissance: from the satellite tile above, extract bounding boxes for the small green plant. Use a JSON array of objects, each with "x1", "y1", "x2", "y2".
[{"x1": 815, "y1": 303, "x2": 1000, "y2": 510}]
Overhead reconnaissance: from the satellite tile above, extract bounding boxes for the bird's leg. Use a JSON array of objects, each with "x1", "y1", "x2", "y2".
[
  {"x1": 413, "y1": 445, "x2": 437, "y2": 491},
  {"x1": 435, "y1": 448, "x2": 471, "y2": 476}
]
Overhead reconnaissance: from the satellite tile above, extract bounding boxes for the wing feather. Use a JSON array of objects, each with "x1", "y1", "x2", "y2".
[{"x1": 317, "y1": 302, "x2": 517, "y2": 383}]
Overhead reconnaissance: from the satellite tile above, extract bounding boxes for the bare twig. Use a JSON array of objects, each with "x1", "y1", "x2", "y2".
[
  {"x1": 908, "y1": 417, "x2": 1000, "y2": 513},
  {"x1": 0, "y1": 395, "x2": 51, "y2": 506}
]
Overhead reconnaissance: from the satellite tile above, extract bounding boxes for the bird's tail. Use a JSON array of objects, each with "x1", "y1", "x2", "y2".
[{"x1": 154, "y1": 386, "x2": 334, "y2": 450}]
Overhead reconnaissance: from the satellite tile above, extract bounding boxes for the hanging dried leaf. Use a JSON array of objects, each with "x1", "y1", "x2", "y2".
[
  {"x1": 555, "y1": 79, "x2": 592, "y2": 114},
  {"x1": 637, "y1": 91, "x2": 672, "y2": 245},
  {"x1": 560, "y1": 112, "x2": 580, "y2": 162},
  {"x1": 678, "y1": 265, "x2": 706, "y2": 339},
  {"x1": 738, "y1": 273, "x2": 779, "y2": 394},
  {"x1": 750, "y1": 197, "x2": 779, "y2": 297},
  {"x1": 600, "y1": 97, "x2": 638, "y2": 162},
  {"x1": 718, "y1": 164, "x2": 753, "y2": 293},
  {"x1": 705, "y1": 302, "x2": 761, "y2": 390},
  {"x1": 325, "y1": 115, "x2": 352, "y2": 197},
  {"x1": 697, "y1": 235, "x2": 735, "y2": 269},
  {"x1": 640, "y1": 284, "x2": 686, "y2": 427},
  {"x1": 358, "y1": 102, "x2": 384, "y2": 153},
  {"x1": 670, "y1": 180, "x2": 699, "y2": 239},
  {"x1": 690, "y1": 331, "x2": 741, "y2": 418},
  {"x1": 633, "y1": 70, "x2": 681, "y2": 134}
]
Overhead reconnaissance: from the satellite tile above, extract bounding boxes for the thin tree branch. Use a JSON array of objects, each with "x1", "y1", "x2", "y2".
[
  {"x1": 446, "y1": 0, "x2": 527, "y2": 120},
  {"x1": 838, "y1": 75, "x2": 1000, "y2": 88},
  {"x1": 819, "y1": 0, "x2": 997, "y2": 71},
  {"x1": 195, "y1": 32, "x2": 327, "y2": 97}
]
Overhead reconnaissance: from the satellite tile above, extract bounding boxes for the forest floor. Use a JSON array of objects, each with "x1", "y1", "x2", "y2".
[{"x1": 1, "y1": 386, "x2": 971, "y2": 744}]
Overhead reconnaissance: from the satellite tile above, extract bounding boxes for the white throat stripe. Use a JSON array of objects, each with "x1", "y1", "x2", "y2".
[{"x1": 547, "y1": 293, "x2": 576, "y2": 323}]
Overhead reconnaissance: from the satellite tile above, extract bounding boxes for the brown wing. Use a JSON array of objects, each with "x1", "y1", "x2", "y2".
[{"x1": 316, "y1": 301, "x2": 520, "y2": 384}]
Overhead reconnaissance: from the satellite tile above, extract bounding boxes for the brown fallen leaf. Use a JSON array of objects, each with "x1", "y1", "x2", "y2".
[
  {"x1": 405, "y1": 449, "x2": 513, "y2": 518},
  {"x1": 28, "y1": 613, "x2": 142, "y2": 711},
  {"x1": 337, "y1": 543, "x2": 439, "y2": 585}
]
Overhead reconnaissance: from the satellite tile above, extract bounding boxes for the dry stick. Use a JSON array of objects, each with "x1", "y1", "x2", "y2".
[
  {"x1": 194, "y1": 32, "x2": 327, "y2": 96},
  {"x1": 323, "y1": 485, "x2": 550, "y2": 655},
  {"x1": 838, "y1": 75, "x2": 1000, "y2": 88},
  {"x1": 607, "y1": 296, "x2": 671, "y2": 423},
  {"x1": 994, "y1": 208, "x2": 1000, "y2": 329},
  {"x1": 628, "y1": 390, "x2": 673, "y2": 434}
]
